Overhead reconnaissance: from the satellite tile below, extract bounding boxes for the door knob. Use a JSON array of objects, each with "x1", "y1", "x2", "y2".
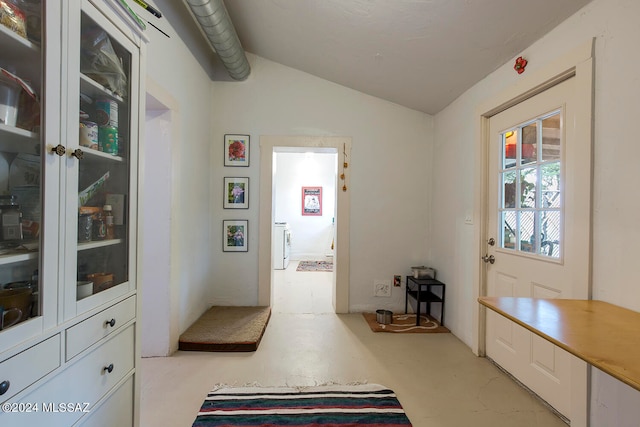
[
  {"x1": 50, "y1": 144, "x2": 66, "y2": 156},
  {"x1": 71, "y1": 148, "x2": 84, "y2": 160},
  {"x1": 482, "y1": 254, "x2": 495, "y2": 264}
]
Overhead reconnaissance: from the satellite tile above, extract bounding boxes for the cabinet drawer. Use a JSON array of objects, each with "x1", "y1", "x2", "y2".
[
  {"x1": 0, "y1": 335, "x2": 60, "y2": 403},
  {"x1": 66, "y1": 296, "x2": 136, "y2": 360},
  {"x1": 77, "y1": 375, "x2": 134, "y2": 427},
  {"x1": 70, "y1": 324, "x2": 135, "y2": 405},
  {"x1": 9, "y1": 325, "x2": 135, "y2": 427}
]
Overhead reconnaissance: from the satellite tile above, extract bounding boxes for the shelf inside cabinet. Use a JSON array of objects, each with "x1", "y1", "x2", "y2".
[
  {"x1": 0, "y1": 24, "x2": 40, "y2": 53},
  {"x1": 82, "y1": 146, "x2": 124, "y2": 162},
  {"x1": 0, "y1": 25, "x2": 41, "y2": 88},
  {"x1": 0, "y1": 25, "x2": 40, "y2": 49},
  {"x1": 0, "y1": 242, "x2": 39, "y2": 265},
  {"x1": 0, "y1": 124, "x2": 40, "y2": 155},
  {"x1": 78, "y1": 238, "x2": 123, "y2": 251},
  {"x1": 80, "y1": 73, "x2": 124, "y2": 103}
]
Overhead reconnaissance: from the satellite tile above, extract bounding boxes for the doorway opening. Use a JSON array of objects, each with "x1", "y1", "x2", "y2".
[
  {"x1": 258, "y1": 136, "x2": 351, "y2": 313},
  {"x1": 272, "y1": 149, "x2": 337, "y2": 314}
]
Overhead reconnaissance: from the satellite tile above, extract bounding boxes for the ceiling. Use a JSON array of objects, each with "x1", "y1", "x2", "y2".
[{"x1": 220, "y1": 0, "x2": 593, "y2": 115}]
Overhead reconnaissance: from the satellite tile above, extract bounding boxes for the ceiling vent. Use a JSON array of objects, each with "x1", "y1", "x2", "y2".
[{"x1": 184, "y1": 0, "x2": 250, "y2": 81}]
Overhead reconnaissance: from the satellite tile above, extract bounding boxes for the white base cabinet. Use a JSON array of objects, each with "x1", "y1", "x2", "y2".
[
  {"x1": 0, "y1": 1, "x2": 146, "y2": 425},
  {"x1": 79, "y1": 376, "x2": 134, "y2": 427},
  {"x1": 11, "y1": 323, "x2": 134, "y2": 426}
]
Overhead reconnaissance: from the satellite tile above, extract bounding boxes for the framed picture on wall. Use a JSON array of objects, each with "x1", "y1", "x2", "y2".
[
  {"x1": 224, "y1": 177, "x2": 249, "y2": 209},
  {"x1": 224, "y1": 134, "x2": 250, "y2": 166},
  {"x1": 302, "y1": 186, "x2": 322, "y2": 216},
  {"x1": 223, "y1": 220, "x2": 248, "y2": 252}
]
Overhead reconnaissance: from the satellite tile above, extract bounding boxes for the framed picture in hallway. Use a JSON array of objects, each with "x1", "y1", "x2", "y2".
[
  {"x1": 224, "y1": 134, "x2": 250, "y2": 166},
  {"x1": 302, "y1": 186, "x2": 322, "y2": 216},
  {"x1": 224, "y1": 177, "x2": 249, "y2": 209},
  {"x1": 223, "y1": 220, "x2": 248, "y2": 252}
]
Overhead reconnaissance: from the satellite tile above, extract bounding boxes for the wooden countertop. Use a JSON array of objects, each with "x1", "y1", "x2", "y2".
[{"x1": 478, "y1": 297, "x2": 640, "y2": 391}]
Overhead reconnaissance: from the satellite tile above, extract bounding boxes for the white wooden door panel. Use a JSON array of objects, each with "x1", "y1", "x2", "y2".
[{"x1": 485, "y1": 75, "x2": 589, "y2": 419}]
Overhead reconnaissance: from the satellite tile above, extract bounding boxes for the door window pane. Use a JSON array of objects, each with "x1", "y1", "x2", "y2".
[
  {"x1": 521, "y1": 123, "x2": 537, "y2": 165},
  {"x1": 503, "y1": 130, "x2": 517, "y2": 168},
  {"x1": 520, "y1": 168, "x2": 537, "y2": 209},
  {"x1": 502, "y1": 171, "x2": 516, "y2": 209},
  {"x1": 501, "y1": 211, "x2": 517, "y2": 249},
  {"x1": 540, "y1": 211, "x2": 560, "y2": 258},
  {"x1": 541, "y1": 162, "x2": 560, "y2": 208},
  {"x1": 519, "y1": 211, "x2": 536, "y2": 253},
  {"x1": 498, "y1": 109, "x2": 562, "y2": 260},
  {"x1": 542, "y1": 114, "x2": 561, "y2": 161}
]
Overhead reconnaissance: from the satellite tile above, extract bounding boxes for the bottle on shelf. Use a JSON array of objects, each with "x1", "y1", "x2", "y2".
[
  {"x1": 103, "y1": 204, "x2": 114, "y2": 239},
  {"x1": 0, "y1": 194, "x2": 23, "y2": 247},
  {"x1": 92, "y1": 209, "x2": 106, "y2": 241}
]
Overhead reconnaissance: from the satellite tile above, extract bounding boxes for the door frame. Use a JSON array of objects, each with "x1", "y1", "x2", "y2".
[
  {"x1": 474, "y1": 39, "x2": 594, "y2": 426},
  {"x1": 259, "y1": 136, "x2": 351, "y2": 313}
]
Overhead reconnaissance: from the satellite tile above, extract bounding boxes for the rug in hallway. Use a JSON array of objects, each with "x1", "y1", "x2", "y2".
[
  {"x1": 179, "y1": 306, "x2": 271, "y2": 352},
  {"x1": 296, "y1": 260, "x2": 333, "y2": 272},
  {"x1": 191, "y1": 384, "x2": 412, "y2": 426}
]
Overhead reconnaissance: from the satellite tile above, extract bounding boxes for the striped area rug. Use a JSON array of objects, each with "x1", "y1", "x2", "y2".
[{"x1": 191, "y1": 384, "x2": 412, "y2": 426}]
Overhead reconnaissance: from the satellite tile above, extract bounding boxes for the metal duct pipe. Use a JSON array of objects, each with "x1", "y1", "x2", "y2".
[{"x1": 184, "y1": 0, "x2": 250, "y2": 81}]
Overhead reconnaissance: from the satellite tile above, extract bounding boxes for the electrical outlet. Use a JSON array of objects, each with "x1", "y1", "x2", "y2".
[{"x1": 374, "y1": 279, "x2": 391, "y2": 297}]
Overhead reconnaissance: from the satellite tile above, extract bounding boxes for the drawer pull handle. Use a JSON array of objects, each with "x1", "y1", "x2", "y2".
[
  {"x1": 0, "y1": 380, "x2": 9, "y2": 396},
  {"x1": 106, "y1": 318, "x2": 116, "y2": 327},
  {"x1": 103, "y1": 364, "x2": 114, "y2": 374}
]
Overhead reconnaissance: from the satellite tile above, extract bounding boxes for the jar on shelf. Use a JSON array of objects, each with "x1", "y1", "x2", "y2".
[
  {"x1": 78, "y1": 213, "x2": 92, "y2": 242},
  {"x1": 0, "y1": 195, "x2": 23, "y2": 245},
  {"x1": 103, "y1": 204, "x2": 114, "y2": 239},
  {"x1": 98, "y1": 124, "x2": 118, "y2": 155},
  {"x1": 92, "y1": 210, "x2": 106, "y2": 241}
]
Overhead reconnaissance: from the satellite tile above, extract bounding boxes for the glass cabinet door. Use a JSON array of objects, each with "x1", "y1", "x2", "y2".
[
  {"x1": 0, "y1": 0, "x2": 59, "y2": 350},
  {"x1": 64, "y1": 0, "x2": 138, "y2": 318}
]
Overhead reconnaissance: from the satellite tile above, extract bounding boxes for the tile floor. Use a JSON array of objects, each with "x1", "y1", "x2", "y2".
[{"x1": 139, "y1": 260, "x2": 566, "y2": 427}]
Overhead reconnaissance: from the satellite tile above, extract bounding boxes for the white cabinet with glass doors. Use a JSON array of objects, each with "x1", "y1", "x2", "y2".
[{"x1": 0, "y1": 1, "x2": 145, "y2": 425}]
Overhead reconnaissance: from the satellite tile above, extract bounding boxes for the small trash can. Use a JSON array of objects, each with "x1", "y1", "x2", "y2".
[{"x1": 376, "y1": 309, "x2": 393, "y2": 325}]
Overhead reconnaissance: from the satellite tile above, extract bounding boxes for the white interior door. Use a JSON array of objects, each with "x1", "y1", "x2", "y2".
[{"x1": 485, "y1": 75, "x2": 591, "y2": 419}]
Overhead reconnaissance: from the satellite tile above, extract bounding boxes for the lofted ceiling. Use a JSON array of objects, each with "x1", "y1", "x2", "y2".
[{"x1": 220, "y1": 0, "x2": 593, "y2": 115}]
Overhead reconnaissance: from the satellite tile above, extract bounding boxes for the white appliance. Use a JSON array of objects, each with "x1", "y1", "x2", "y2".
[{"x1": 273, "y1": 222, "x2": 291, "y2": 269}]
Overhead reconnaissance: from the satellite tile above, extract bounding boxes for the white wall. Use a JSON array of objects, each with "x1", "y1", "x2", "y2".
[
  {"x1": 141, "y1": 98, "x2": 173, "y2": 357},
  {"x1": 140, "y1": 0, "x2": 216, "y2": 336},
  {"x1": 274, "y1": 152, "x2": 337, "y2": 260},
  {"x1": 432, "y1": 0, "x2": 640, "y2": 423},
  {"x1": 210, "y1": 54, "x2": 432, "y2": 311}
]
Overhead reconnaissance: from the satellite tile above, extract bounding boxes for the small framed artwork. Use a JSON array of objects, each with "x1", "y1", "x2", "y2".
[
  {"x1": 223, "y1": 220, "x2": 248, "y2": 252},
  {"x1": 394, "y1": 275, "x2": 402, "y2": 287},
  {"x1": 224, "y1": 177, "x2": 249, "y2": 209},
  {"x1": 224, "y1": 134, "x2": 250, "y2": 167},
  {"x1": 301, "y1": 186, "x2": 322, "y2": 216}
]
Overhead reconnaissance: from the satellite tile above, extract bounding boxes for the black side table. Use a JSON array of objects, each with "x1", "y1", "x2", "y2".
[{"x1": 405, "y1": 276, "x2": 446, "y2": 326}]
